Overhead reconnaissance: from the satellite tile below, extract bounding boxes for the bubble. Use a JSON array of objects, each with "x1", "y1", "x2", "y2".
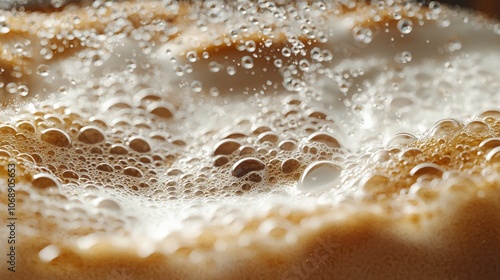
[
  {"x1": 186, "y1": 51, "x2": 198, "y2": 62},
  {"x1": 297, "y1": 161, "x2": 342, "y2": 192},
  {"x1": 447, "y1": 40, "x2": 462, "y2": 52},
  {"x1": 110, "y1": 145, "x2": 129, "y2": 155},
  {"x1": 78, "y1": 126, "x2": 105, "y2": 144},
  {"x1": 353, "y1": 26, "x2": 373, "y2": 44},
  {"x1": 299, "y1": 59, "x2": 310, "y2": 71},
  {"x1": 231, "y1": 158, "x2": 265, "y2": 178},
  {"x1": 410, "y1": 163, "x2": 445, "y2": 177},
  {"x1": 37, "y1": 64, "x2": 51, "y2": 77},
  {"x1": 464, "y1": 120, "x2": 491, "y2": 135},
  {"x1": 124, "y1": 167, "x2": 143, "y2": 178},
  {"x1": 274, "y1": 59, "x2": 282, "y2": 68},
  {"x1": 147, "y1": 102, "x2": 175, "y2": 118},
  {"x1": 0, "y1": 125, "x2": 17, "y2": 135},
  {"x1": 479, "y1": 138, "x2": 500, "y2": 152},
  {"x1": 41, "y1": 128, "x2": 72, "y2": 148},
  {"x1": 308, "y1": 132, "x2": 341, "y2": 148},
  {"x1": 281, "y1": 158, "x2": 301, "y2": 174},
  {"x1": 245, "y1": 40, "x2": 256, "y2": 52},
  {"x1": 241, "y1": 56, "x2": 254, "y2": 69},
  {"x1": 209, "y1": 61, "x2": 221, "y2": 73},
  {"x1": 279, "y1": 140, "x2": 297, "y2": 151},
  {"x1": 399, "y1": 148, "x2": 423, "y2": 159},
  {"x1": 38, "y1": 245, "x2": 60, "y2": 263},
  {"x1": 209, "y1": 87, "x2": 219, "y2": 96},
  {"x1": 32, "y1": 173, "x2": 61, "y2": 190},
  {"x1": 213, "y1": 139, "x2": 241, "y2": 156},
  {"x1": 213, "y1": 156, "x2": 229, "y2": 167},
  {"x1": 478, "y1": 110, "x2": 500, "y2": 121},
  {"x1": 227, "y1": 66, "x2": 237, "y2": 76},
  {"x1": 370, "y1": 149, "x2": 391, "y2": 163},
  {"x1": 258, "y1": 132, "x2": 279, "y2": 143},
  {"x1": 395, "y1": 51, "x2": 412, "y2": 64},
  {"x1": 428, "y1": 1, "x2": 441, "y2": 14},
  {"x1": 18, "y1": 85, "x2": 29, "y2": 97},
  {"x1": 361, "y1": 174, "x2": 390, "y2": 195},
  {"x1": 191, "y1": 81, "x2": 203, "y2": 93},
  {"x1": 429, "y1": 119, "x2": 463, "y2": 138},
  {"x1": 0, "y1": 16, "x2": 10, "y2": 34},
  {"x1": 96, "y1": 163, "x2": 114, "y2": 172},
  {"x1": 486, "y1": 147, "x2": 500, "y2": 163},
  {"x1": 0, "y1": 149, "x2": 11, "y2": 158},
  {"x1": 397, "y1": 19, "x2": 413, "y2": 34},
  {"x1": 62, "y1": 171, "x2": 79, "y2": 180},
  {"x1": 248, "y1": 172, "x2": 262, "y2": 182},
  {"x1": 385, "y1": 133, "x2": 416, "y2": 148},
  {"x1": 128, "y1": 136, "x2": 151, "y2": 153},
  {"x1": 94, "y1": 198, "x2": 122, "y2": 212},
  {"x1": 40, "y1": 48, "x2": 54, "y2": 60},
  {"x1": 282, "y1": 48, "x2": 291, "y2": 57},
  {"x1": 408, "y1": 182, "x2": 437, "y2": 201},
  {"x1": 16, "y1": 121, "x2": 35, "y2": 133}
]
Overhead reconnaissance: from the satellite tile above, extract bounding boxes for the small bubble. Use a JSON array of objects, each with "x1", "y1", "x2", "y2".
[
  {"x1": 227, "y1": 66, "x2": 237, "y2": 76},
  {"x1": 245, "y1": 40, "x2": 256, "y2": 52},
  {"x1": 353, "y1": 26, "x2": 373, "y2": 44},
  {"x1": 0, "y1": 16, "x2": 10, "y2": 34},
  {"x1": 447, "y1": 40, "x2": 462, "y2": 52},
  {"x1": 299, "y1": 59, "x2": 310, "y2": 71},
  {"x1": 395, "y1": 51, "x2": 412, "y2": 64},
  {"x1": 18, "y1": 85, "x2": 29, "y2": 96},
  {"x1": 397, "y1": 19, "x2": 413, "y2": 35},
  {"x1": 209, "y1": 87, "x2": 219, "y2": 96},
  {"x1": 274, "y1": 59, "x2": 283, "y2": 68},
  {"x1": 429, "y1": 1, "x2": 441, "y2": 14},
  {"x1": 186, "y1": 51, "x2": 198, "y2": 62},
  {"x1": 6, "y1": 83, "x2": 17, "y2": 94},
  {"x1": 282, "y1": 48, "x2": 291, "y2": 57},
  {"x1": 40, "y1": 48, "x2": 54, "y2": 60},
  {"x1": 209, "y1": 61, "x2": 221, "y2": 73},
  {"x1": 191, "y1": 81, "x2": 203, "y2": 92},
  {"x1": 37, "y1": 64, "x2": 51, "y2": 77},
  {"x1": 241, "y1": 56, "x2": 254, "y2": 69}
]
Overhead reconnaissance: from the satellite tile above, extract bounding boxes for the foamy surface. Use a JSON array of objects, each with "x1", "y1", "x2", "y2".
[{"x1": 0, "y1": 1, "x2": 500, "y2": 279}]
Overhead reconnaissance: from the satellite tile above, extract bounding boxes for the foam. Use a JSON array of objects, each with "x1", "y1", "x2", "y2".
[{"x1": 1, "y1": 0, "x2": 500, "y2": 279}]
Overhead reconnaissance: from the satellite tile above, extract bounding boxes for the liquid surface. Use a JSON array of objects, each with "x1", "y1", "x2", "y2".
[{"x1": 0, "y1": 1, "x2": 500, "y2": 279}]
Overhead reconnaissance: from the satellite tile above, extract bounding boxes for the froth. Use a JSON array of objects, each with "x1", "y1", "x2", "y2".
[{"x1": 1, "y1": 1, "x2": 500, "y2": 279}]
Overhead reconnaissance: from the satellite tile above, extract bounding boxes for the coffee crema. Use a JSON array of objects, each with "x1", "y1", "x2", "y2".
[{"x1": 1, "y1": 1, "x2": 500, "y2": 279}]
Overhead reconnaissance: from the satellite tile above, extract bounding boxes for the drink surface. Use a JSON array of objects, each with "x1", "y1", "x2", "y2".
[{"x1": 0, "y1": 1, "x2": 500, "y2": 279}]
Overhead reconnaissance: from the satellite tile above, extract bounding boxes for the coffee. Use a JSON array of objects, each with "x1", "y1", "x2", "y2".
[{"x1": 1, "y1": 1, "x2": 500, "y2": 279}]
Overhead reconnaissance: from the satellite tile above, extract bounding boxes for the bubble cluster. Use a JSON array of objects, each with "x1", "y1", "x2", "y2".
[{"x1": 0, "y1": 1, "x2": 500, "y2": 279}]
